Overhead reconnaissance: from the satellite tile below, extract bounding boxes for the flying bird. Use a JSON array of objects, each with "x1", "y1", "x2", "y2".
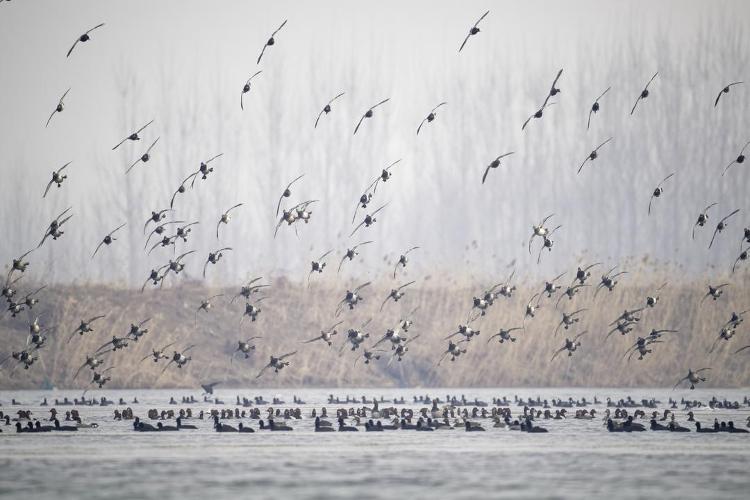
[
  {"x1": 714, "y1": 82, "x2": 743, "y2": 107},
  {"x1": 45, "y1": 88, "x2": 70, "y2": 127},
  {"x1": 631, "y1": 72, "x2": 658, "y2": 115},
  {"x1": 648, "y1": 172, "x2": 675, "y2": 215},
  {"x1": 276, "y1": 174, "x2": 305, "y2": 217},
  {"x1": 458, "y1": 10, "x2": 489, "y2": 52},
  {"x1": 673, "y1": 368, "x2": 710, "y2": 390},
  {"x1": 203, "y1": 248, "x2": 232, "y2": 278},
  {"x1": 482, "y1": 152, "x2": 514, "y2": 184},
  {"x1": 522, "y1": 101, "x2": 555, "y2": 131},
  {"x1": 380, "y1": 281, "x2": 416, "y2": 311},
  {"x1": 337, "y1": 241, "x2": 374, "y2": 274},
  {"x1": 351, "y1": 203, "x2": 388, "y2": 237},
  {"x1": 216, "y1": 203, "x2": 243, "y2": 238},
  {"x1": 257, "y1": 19, "x2": 287, "y2": 64},
  {"x1": 416, "y1": 102, "x2": 447, "y2": 135},
  {"x1": 43, "y1": 162, "x2": 71, "y2": 197},
  {"x1": 692, "y1": 203, "x2": 717, "y2": 239},
  {"x1": 66, "y1": 23, "x2": 105, "y2": 57},
  {"x1": 256, "y1": 351, "x2": 297, "y2": 379},
  {"x1": 240, "y1": 71, "x2": 262, "y2": 110},
  {"x1": 587, "y1": 86, "x2": 611, "y2": 130},
  {"x1": 353, "y1": 99, "x2": 389, "y2": 135},
  {"x1": 112, "y1": 120, "x2": 154, "y2": 150},
  {"x1": 709, "y1": 209, "x2": 740, "y2": 249},
  {"x1": 578, "y1": 138, "x2": 613, "y2": 174},
  {"x1": 542, "y1": 69, "x2": 564, "y2": 107},
  {"x1": 91, "y1": 223, "x2": 126, "y2": 258},
  {"x1": 722, "y1": 140, "x2": 749, "y2": 176},
  {"x1": 126, "y1": 137, "x2": 160, "y2": 174},
  {"x1": 393, "y1": 246, "x2": 420, "y2": 279},
  {"x1": 315, "y1": 92, "x2": 345, "y2": 128}
]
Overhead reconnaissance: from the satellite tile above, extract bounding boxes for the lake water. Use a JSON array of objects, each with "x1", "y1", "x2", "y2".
[{"x1": 0, "y1": 388, "x2": 748, "y2": 500}]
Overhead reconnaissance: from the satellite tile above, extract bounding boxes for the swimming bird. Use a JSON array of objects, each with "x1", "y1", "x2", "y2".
[
  {"x1": 353, "y1": 98, "x2": 389, "y2": 135},
  {"x1": 67, "y1": 315, "x2": 105, "y2": 343},
  {"x1": 302, "y1": 321, "x2": 342, "y2": 347},
  {"x1": 417, "y1": 102, "x2": 447, "y2": 135},
  {"x1": 714, "y1": 82, "x2": 743, "y2": 107},
  {"x1": 126, "y1": 137, "x2": 160, "y2": 174},
  {"x1": 551, "y1": 331, "x2": 586, "y2": 361},
  {"x1": 335, "y1": 282, "x2": 371, "y2": 316},
  {"x1": 631, "y1": 72, "x2": 658, "y2": 115},
  {"x1": 315, "y1": 92, "x2": 345, "y2": 128},
  {"x1": 529, "y1": 214, "x2": 555, "y2": 253},
  {"x1": 522, "y1": 101, "x2": 555, "y2": 131},
  {"x1": 257, "y1": 19, "x2": 287, "y2": 64},
  {"x1": 91, "y1": 223, "x2": 126, "y2": 258},
  {"x1": 232, "y1": 337, "x2": 262, "y2": 362},
  {"x1": 351, "y1": 203, "x2": 388, "y2": 237},
  {"x1": 202, "y1": 248, "x2": 232, "y2": 278},
  {"x1": 240, "y1": 70, "x2": 262, "y2": 110},
  {"x1": 43, "y1": 162, "x2": 71, "y2": 197},
  {"x1": 648, "y1": 172, "x2": 675, "y2": 215},
  {"x1": 692, "y1": 203, "x2": 718, "y2": 239},
  {"x1": 700, "y1": 283, "x2": 728, "y2": 305},
  {"x1": 337, "y1": 241, "x2": 374, "y2": 274},
  {"x1": 577, "y1": 138, "x2": 613, "y2": 174},
  {"x1": 308, "y1": 249, "x2": 334, "y2": 284},
  {"x1": 45, "y1": 88, "x2": 70, "y2": 127},
  {"x1": 481, "y1": 152, "x2": 514, "y2": 184},
  {"x1": 66, "y1": 23, "x2": 105, "y2": 57},
  {"x1": 380, "y1": 281, "x2": 416, "y2": 311},
  {"x1": 587, "y1": 86, "x2": 611, "y2": 130},
  {"x1": 112, "y1": 120, "x2": 155, "y2": 150},
  {"x1": 275, "y1": 175, "x2": 304, "y2": 217},
  {"x1": 256, "y1": 351, "x2": 296, "y2": 378},
  {"x1": 486, "y1": 327, "x2": 523, "y2": 344},
  {"x1": 722, "y1": 140, "x2": 749, "y2": 176},
  {"x1": 709, "y1": 209, "x2": 740, "y2": 248},
  {"x1": 673, "y1": 368, "x2": 710, "y2": 390},
  {"x1": 176, "y1": 417, "x2": 197, "y2": 430},
  {"x1": 459, "y1": 10, "x2": 489, "y2": 52},
  {"x1": 37, "y1": 207, "x2": 73, "y2": 248}
]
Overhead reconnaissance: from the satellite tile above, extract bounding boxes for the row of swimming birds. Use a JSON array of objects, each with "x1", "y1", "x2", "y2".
[
  {"x1": 3, "y1": 392, "x2": 750, "y2": 434},
  {"x1": 1, "y1": 10, "x2": 749, "y2": 389}
]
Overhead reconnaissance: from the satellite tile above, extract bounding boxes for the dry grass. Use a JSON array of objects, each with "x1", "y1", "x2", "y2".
[{"x1": 1, "y1": 264, "x2": 748, "y2": 389}]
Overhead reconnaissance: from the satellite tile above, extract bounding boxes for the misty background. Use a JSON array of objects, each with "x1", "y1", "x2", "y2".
[{"x1": 1, "y1": 0, "x2": 749, "y2": 388}]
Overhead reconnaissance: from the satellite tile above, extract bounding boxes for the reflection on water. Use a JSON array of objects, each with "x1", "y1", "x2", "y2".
[{"x1": 0, "y1": 388, "x2": 749, "y2": 500}]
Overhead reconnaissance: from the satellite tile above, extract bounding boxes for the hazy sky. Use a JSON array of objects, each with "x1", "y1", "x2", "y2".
[{"x1": 1, "y1": 0, "x2": 749, "y2": 287}]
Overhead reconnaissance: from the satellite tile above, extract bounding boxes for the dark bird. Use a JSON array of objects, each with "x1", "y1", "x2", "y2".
[
  {"x1": 393, "y1": 246, "x2": 420, "y2": 279},
  {"x1": 692, "y1": 203, "x2": 717, "y2": 240},
  {"x1": 551, "y1": 331, "x2": 586, "y2": 361},
  {"x1": 126, "y1": 137, "x2": 160, "y2": 174},
  {"x1": 722, "y1": 140, "x2": 749, "y2": 176},
  {"x1": 673, "y1": 368, "x2": 710, "y2": 390},
  {"x1": 709, "y1": 209, "x2": 740, "y2": 249},
  {"x1": 353, "y1": 99, "x2": 390, "y2": 135},
  {"x1": 112, "y1": 120, "x2": 155, "y2": 150},
  {"x1": 170, "y1": 174, "x2": 199, "y2": 209},
  {"x1": 38, "y1": 207, "x2": 73, "y2": 248},
  {"x1": 522, "y1": 101, "x2": 555, "y2": 131},
  {"x1": 66, "y1": 23, "x2": 105, "y2": 57},
  {"x1": 276, "y1": 174, "x2": 305, "y2": 217},
  {"x1": 67, "y1": 315, "x2": 106, "y2": 343},
  {"x1": 45, "y1": 88, "x2": 70, "y2": 127},
  {"x1": 257, "y1": 19, "x2": 287, "y2": 64},
  {"x1": 203, "y1": 248, "x2": 232, "y2": 278},
  {"x1": 380, "y1": 281, "x2": 416, "y2": 311},
  {"x1": 190, "y1": 153, "x2": 224, "y2": 187},
  {"x1": 240, "y1": 71, "x2": 262, "y2": 110},
  {"x1": 338, "y1": 241, "x2": 374, "y2": 274},
  {"x1": 216, "y1": 203, "x2": 243, "y2": 238},
  {"x1": 315, "y1": 92, "x2": 345, "y2": 128},
  {"x1": 351, "y1": 203, "x2": 388, "y2": 237},
  {"x1": 308, "y1": 249, "x2": 334, "y2": 284},
  {"x1": 43, "y1": 162, "x2": 71, "y2": 197},
  {"x1": 202, "y1": 382, "x2": 220, "y2": 395},
  {"x1": 714, "y1": 82, "x2": 743, "y2": 107},
  {"x1": 416, "y1": 102, "x2": 447, "y2": 135},
  {"x1": 542, "y1": 69, "x2": 564, "y2": 107},
  {"x1": 91, "y1": 223, "x2": 126, "y2": 258},
  {"x1": 630, "y1": 72, "x2": 658, "y2": 115},
  {"x1": 256, "y1": 351, "x2": 297, "y2": 378},
  {"x1": 578, "y1": 138, "x2": 613, "y2": 174},
  {"x1": 648, "y1": 172, "x2": 675, "y2": 215},
  {"x1": 587, "y1": 86, "x2": 611, "y2": 130},
  {"x1": 458, "y1": 10, "x2": 489, "y2": 52},
  {"x1": 700, "y1": 283, "x2": 728, "y2": 306},
  {"x1": 482, "y1": 152, "x2": 514, "y2": 184}
]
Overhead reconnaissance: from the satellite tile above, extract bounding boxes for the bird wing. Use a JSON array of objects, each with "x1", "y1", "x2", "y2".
[
  {"x1": 314, "y1": 109, "x2": 325, "y2": 128},
  {"x1": 66, "y1": 38, "x2": 80, "y2": 57},
  {"x1": 86, "y1": 23, "x2": 106, "y2": 35},
  {"x1": 91, "y1": 240, "x2": 106, "y2": 259},
  {"x1": 257, "y1": 44, "x2": 268, "y2": 65},
  {"x1": 371, "y1": 98, "x2": 390, "y2": 110},
  {"x1": 355, "y1": 281, "x2": 371, "y2": 292},
  {"x1": 481, "y1": 165, "x2": 492, "y2": 184},
  {"x1": 644, "y1": 71, "x2": 658, "y2": 90},
  {"x1": 416, "y1": 117, "x2": 428, "y2": 135},
  {"x1": 349, "y1": 220, "x2": 366, "y2": 237},
  {"x1": 458, "y1": 33, "x2": 471, "y2": 52},
  {"x1": 630, "y1": 95, "x2": 641, "y2": 115},
  {"x1": 271, "y1": 19, "x2": 288, "y2": 37},
  {"x1": 146, "y1": 137, "x2": 160, "y2": 154},
  {"x1": 474, "y1": 10, "x2": 490, "y2": 27},
  {"x1": 354, "y1": 115, "x2": 366, "y2": 134},
  {"x1": 246, "y1": 70, "x2": 262, "y2": 85},
  {"x1": 205, "y1": 152, "x2": 224, "y2": 164},
  {"x1": 45, "y1": 109, "x2": 57, "y2": 128}
]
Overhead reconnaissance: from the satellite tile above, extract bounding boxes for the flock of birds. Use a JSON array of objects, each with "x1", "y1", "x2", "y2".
[{"x1": 1, "y1": 11, "x2": 749, "y2": 394}]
